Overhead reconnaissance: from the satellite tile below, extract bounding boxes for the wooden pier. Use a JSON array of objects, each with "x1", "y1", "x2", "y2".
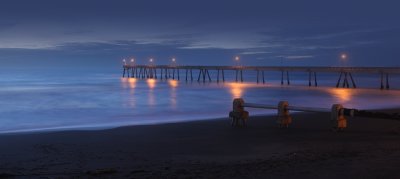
[{"x1": 122, "y1": 65, "x2": 400, "y2": 89}]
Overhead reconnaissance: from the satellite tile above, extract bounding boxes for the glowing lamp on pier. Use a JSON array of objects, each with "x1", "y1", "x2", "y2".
[
  {"x1": 340, "y1": 53, "x2": 348, "y2": 67},
  {"x1": 171, "y1": 57, "x2": 176, "y2": 66},
  {"x1": 122, "y1": 59, "x2": 126, "y2": 65},
  {"x1": 130, "y1": 58, "x2": 135, "y2": 65},
  {"x1": 341, "y1": 53, "x2": 347, "y2": 61},
  {"x1": 149, "y1": 58, "x2": 154, "y2": 66},
  {"x1": 234, "y1": 56, "x2": 240, "y2": 67}
]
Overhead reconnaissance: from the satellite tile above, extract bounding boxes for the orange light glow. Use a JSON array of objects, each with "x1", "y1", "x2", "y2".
[
  {"x1": 327, "y1": 88, "x2": 353, "y2": 103},
  {"x1": 225, "y1": 82, "x2": 256, "y2": 99},
  {"x1": 168, "y1": 80, "x2": 178, "y2": 88},
  {"x1": 147, "y1": 79, "x2": 156, "y2": 89},
  {"x1": 128, "y1": 78, "x2": 137, "y2": 88}
]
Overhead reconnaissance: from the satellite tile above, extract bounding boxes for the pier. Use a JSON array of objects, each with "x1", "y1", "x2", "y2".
[{"x1": 122, "y1": 65, "x2": 400, "y2": 89}]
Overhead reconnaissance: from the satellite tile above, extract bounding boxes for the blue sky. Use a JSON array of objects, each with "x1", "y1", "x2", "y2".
[{"x1": 0, "y1": 0, "x2": 399, "y2": 68}]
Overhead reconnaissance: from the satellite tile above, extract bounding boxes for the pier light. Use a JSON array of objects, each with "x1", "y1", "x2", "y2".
[
  {"x1": 123, "y1": 59, "x2": 126, "y2": 65},
  {"x1": 341, "y1": 53, "x2": 347, "y2": 60},
  {"x1": 130, "y1": 58, "x2": 135, "y2": 65},
  {"x1": 149, "y1": 58, "x2": 153, "y2": 62},
  {"x1": 171, "y1": 57, "x2": 177, "y2": 66},
  {"x1": 234, "y1": 56, "x2": 241, "y2": 67}
]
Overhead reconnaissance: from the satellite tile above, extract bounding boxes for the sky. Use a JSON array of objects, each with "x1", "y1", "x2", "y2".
[{"x1": 0, "y1": 0, "x2": 399, "y2": 69}]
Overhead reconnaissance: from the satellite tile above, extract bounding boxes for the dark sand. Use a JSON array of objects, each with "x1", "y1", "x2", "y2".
[{"x1": 1, "y1": 111, "x2": 400, "y2": 178}]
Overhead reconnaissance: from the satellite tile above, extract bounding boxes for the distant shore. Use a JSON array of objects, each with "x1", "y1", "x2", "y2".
[{"x1": 1, "y1": 110, "x2": 400, "y2": 178}]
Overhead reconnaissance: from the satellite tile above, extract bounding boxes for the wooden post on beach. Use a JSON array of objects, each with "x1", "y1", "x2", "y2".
[
  {"x1": 278, "y1": 101, "x2": 292, "y2": 128},
  {"x1": 229, "y1": 98, "x2": 249, "y2": 127},
  {"x1": 331, "y1": 104, "x2": 347, "y2": 131}
]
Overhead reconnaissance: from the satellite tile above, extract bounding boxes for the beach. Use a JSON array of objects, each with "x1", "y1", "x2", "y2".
[{"x1": 1, "y1": 110, "x2": 400, "y2": 178}]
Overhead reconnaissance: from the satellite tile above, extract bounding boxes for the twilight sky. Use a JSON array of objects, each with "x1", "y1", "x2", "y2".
[{"x1": 0, "y1": 0, "x2": 399, "y2": 68}]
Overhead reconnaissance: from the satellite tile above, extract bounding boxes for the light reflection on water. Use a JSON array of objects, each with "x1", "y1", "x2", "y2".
[
  {"x1": 168, "y1": 80, "x2": 178, "y2": 108},
  {"x1": 326, "y1": 88, "x2": 353, "y2": 103},
  {"x1": 225, "y1": 82, "x2": 261, "y2": 99},
  {"x1": 1, "y1": 73, "x2": 400, "y2": 133}
]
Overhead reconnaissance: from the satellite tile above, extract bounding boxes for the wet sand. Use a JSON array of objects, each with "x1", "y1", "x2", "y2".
[{"x1": 1, "y1": 111, "x2": 400, "y2": 178}]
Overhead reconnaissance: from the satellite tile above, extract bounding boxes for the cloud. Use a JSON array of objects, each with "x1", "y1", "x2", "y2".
[
  {"x1": 278, "y1": 55, "x2": 315, "y2": 59},
  {"x1": 239, "y1": 51, "x2": 272, "y2": 55}
]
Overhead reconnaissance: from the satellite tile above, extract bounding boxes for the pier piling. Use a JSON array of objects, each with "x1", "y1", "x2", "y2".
[{"x1": 122, "y1": 65, "x2": 397, "y2": 89}]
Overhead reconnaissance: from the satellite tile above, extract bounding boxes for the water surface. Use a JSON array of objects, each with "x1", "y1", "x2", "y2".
[{"x1": 1, "y1": 68, "x2": 400, "y2": 133}]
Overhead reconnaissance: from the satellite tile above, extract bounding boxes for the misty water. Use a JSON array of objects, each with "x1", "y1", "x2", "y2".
[{"x1": 1, "y1": 68, "x2": 400, "y2": 133}]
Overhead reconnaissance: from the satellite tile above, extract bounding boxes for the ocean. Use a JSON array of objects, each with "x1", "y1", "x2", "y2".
[{"x1": 1, "y1": 67, "x2": 400, "y2": 133}]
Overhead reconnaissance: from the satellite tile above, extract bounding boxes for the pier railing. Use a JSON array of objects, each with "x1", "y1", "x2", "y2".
[{"x1": 122, "y1": 65, "x2": 400, "y2": 89}]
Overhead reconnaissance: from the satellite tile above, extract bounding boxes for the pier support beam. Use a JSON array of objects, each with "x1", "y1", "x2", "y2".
[
  {"x1": 281, "y1": 71, "x2": 290, "y2": 85},
  {"x1": 190, "y1": 69, "x2": 193, "y2": 82},
  {"x1": 177, "y1": 69, "x2": 180, "y2": 80},
  {"x1": 309, "y1": 71, "x2": 317, "y2": 87},
  {"x1": 262, "y1": 71, "x2": 265, "y2": 84},
  {"x1": 197, "y1": 69, "x2": 202, "y2": 82},
  {"x1": 222, "y1": 70, "x2": 225, "y2": 82},
  {"x1": 314, "y1": 72, "x2": 318, "y2": 86},
  {"x1": 185, "y1": 69, "x2": 188, "y2": 82},
  {"x1": 217, "y1": 69, "x2": 220, "y2": 83},
  {"x1": 381, "y1": 73, "x2": 390, "y2": 90},
  {"x1": 206, "y1": 70, "x2": 211, "y2": 82},
  {"x1": 336, "y1": 72, "x2": 356, "y2": 88},
  {"x1": 240, "y1": 70, "x2": 243, "y2": 82},
  {"x1": 286, "y1": 71, "x2": 290, "y2": 85},
  {"x1": 235, "y1": 70, "x2": 238, "y2": 82}
]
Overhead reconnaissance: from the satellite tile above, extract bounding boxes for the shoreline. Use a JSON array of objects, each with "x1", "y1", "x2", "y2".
[
  {"x1": 2, "y1": 106, "x2": 399, "y2": 136},
  {"x1": 0, "y1": 110, "x2": 400, "y2": 178}
]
